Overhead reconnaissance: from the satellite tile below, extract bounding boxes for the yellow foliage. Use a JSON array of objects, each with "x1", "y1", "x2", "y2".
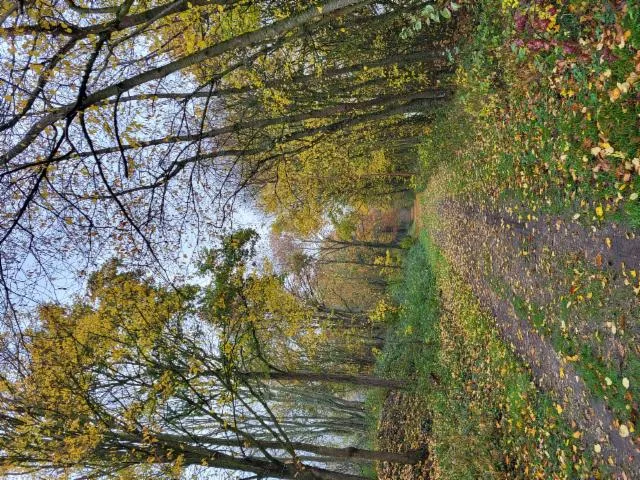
[{"x1": 6, "y1": 261, "x2": 191, "y2": 473}]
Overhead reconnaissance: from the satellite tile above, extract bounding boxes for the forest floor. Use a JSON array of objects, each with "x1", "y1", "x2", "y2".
[
  {"x1": 376, "y1": 392, "x2": 432, "y2": 480},
  {"x1": 374, "y1": 0, "x2": 640, "y2": 478}
]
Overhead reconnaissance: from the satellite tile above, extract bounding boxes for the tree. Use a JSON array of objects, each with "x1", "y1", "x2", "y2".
[
  {"x1": 0, "y1": 236, "x2": 424, "y2": 478},
  {"x1": 269, "y1": 199, "x2": 411, "y2": 315},
  {"x1": 199, "y1": 229, "x2": 392, "y2": 376},
  {"x1": 0, "y1": 0, "x2": 455, "y2": 313}
]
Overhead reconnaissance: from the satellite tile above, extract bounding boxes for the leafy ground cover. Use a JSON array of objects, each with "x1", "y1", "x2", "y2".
[
  {"x1": 427, "y1": 0, "x2": 640, "y2": 227},
  {"x1": 424, "y1": 0, "x2": 640, "y2": 425},
  {"x1": 372, "y1": 236, "x2": 595, "y2": 479},
  {"x1": 373, "y1": 0, "x2": 640, "y2": 478}
]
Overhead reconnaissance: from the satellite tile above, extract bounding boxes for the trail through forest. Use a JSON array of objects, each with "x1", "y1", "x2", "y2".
[
  {"x1": 375, "y1": 0, "x2": 640, "y2": 477},
  {"x1": 420, "y1": 194, "x2": 640, "y2": 477},
  {"x1": 3, "y1": 0, "x2": 639, "y2": 478}
]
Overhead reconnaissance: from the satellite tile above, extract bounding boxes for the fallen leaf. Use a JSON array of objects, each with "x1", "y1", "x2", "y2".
[
  {"x1": 609, "y1": 87, "x2": 621, "y2": 102},
  {"x1": 595, "y1": 253, "x2": 603, "y2": 267},
  {"x1": 620, "y1": 424, "x2": 630, "y2": 438}
]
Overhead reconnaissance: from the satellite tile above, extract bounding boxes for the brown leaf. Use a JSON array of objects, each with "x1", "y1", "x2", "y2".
[{"x1": 595, "y1": 253, "x2": 603, "y2": 267}]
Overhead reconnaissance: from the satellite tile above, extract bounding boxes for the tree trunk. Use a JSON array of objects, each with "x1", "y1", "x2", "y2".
[
  {"x1": 157, "y1": 433, "x2": 424, "y2": 465},
  {"x1": 280, "y1": 441, "x2": 424, "y2": 465},
  {"x1": 117, "y1": 432, "x2": 373, "y2": 480},
  {"x1": 323, "y1": 239, "x2": 405, "y2": 250},
  {"x1": 70, "y1": 88, "x2": 450, "y2": 159},
  {"x1": 181, "y1": 450, "x2": 371, "y2": 480},
  {"x1": 249, "y1": 370, "x2": 406, "y2": 389},
  {"x1": 107, "y1": 50, "x2": 449, "y2": 105}
]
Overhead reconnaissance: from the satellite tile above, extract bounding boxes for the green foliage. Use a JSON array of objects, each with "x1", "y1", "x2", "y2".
[
  {"x1": 371, "y1": 233, "x2": 595, "y2": 478},
  {"x1": 198, "y1": 228, "x2": 260, "y2": 319},
  {"x1": 4, "y1": 263, "x2": 195, "y2": 477},
  {"x1": 2, "y1": 249, "x2": 400, "y2": 479},
  {"x1": 400, "y1": 2, "x2": 461, "y2": 39},
  {"x1": 376, "y1": 241, "x2": 439, "y2": 387}
]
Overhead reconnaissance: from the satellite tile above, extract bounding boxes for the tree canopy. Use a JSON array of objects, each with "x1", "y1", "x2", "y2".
[
  {"x1": 0, "y1": 0, "x2": 457, "y2": 476},
  {"x1": 0, "y1": 231, "x2": 417, "y2": 479},
  {"x1": 0, "y1": 0, "x2": 454, "y2": 311}
]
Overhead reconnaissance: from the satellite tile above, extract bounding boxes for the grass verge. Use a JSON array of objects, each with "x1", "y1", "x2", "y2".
[
  {"x1": 371, "y1": 235, "x2": 597, "y2": 479},
  {"x1": 414, "y1": 0, "x2": 640, "y2": 443}
]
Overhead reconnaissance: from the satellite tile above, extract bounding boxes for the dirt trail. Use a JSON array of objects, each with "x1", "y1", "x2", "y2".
[{"x1": 427, "y1": 197, "x2": 640, "y2": 479}]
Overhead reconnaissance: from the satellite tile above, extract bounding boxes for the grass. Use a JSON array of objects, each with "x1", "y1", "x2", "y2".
[
  {"x1": 419, "y1": 0, "x2": 640, "y2": 226},
  {"x1": 375, "y1": 240, "x2": 440, "y2": 389},
  {"x1": 370, "y1": 1, "x2": 640, "y2": 477},
  {"x1": 501, "y1": 252, "x2": 640, "y2": 430},
  {"x1": 370, "y1": 235, "x2": 598, "y2": 479},
  {"x1": 411, "y1": 0, "x2": 640, "y2": 455}
]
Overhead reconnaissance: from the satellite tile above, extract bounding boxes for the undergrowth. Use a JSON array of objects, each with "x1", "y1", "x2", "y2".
[
  {"x1": 371, "y1": 236, "x2": 597, "y2": 479},
  {"x1": 414, "y1": 0, "x2": 640, "y2": 455}
]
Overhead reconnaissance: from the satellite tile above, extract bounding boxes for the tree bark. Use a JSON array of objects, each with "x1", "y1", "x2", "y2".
[
  {"x1": 156, "y1": 433, "x2": 424, "y2": 464},
  {"x1": 247, "y1": 370, "x2": 406, "y2": 389}
]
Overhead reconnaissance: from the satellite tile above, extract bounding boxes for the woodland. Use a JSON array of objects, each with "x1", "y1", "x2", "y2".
[{"x1": 1, "y1": 0, "x2": 640, "y2": 479}]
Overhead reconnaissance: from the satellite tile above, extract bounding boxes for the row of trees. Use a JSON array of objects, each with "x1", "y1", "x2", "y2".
[
  {"x1": 0, "y1": 0, "x2": 458, "y2": 477},
  {"x1": 0, "y1": 0, "x2": 456, "y2": 312},
  {"x1": 271, "y1": 199, "x2": 412, "y2": 312},
  {"x1": 0, "y1": 229, "x2": 421, "y2": 479}
]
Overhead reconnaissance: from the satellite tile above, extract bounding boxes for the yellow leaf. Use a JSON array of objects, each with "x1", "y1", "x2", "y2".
[
  {"x1": 609, "y1": 87, "x2": 621, "y2": 102},
  {"x1": 595, "y1": 205, "x2": 604, "y2": 218},
  {"x1": 618, "y1": 82, "x2": 630, "y2": 94}
]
